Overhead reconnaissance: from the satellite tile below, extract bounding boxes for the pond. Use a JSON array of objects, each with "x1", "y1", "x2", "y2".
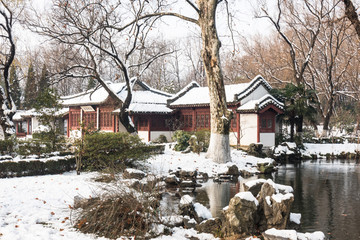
[{"x1": 192, "y1": 159, "x2": 360, "y2": 240}]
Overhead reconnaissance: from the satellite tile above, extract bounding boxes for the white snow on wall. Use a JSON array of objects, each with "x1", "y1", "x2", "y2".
[
  {"x1": 240, "y1": 114, "x2": 258, "y2": 146},
  {"x1": 260, "y1": 133, "x2": 275, "y2": 147}
]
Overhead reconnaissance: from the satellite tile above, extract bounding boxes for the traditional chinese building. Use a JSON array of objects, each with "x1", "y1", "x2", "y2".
[{"x1": 14, "y1": 76, "x2": 283, "y2": 147}]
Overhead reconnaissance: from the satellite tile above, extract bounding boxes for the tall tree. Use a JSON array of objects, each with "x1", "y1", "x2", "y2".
[
  {"x1": 28, "y1": 0, "x2": 173, "y2": 133},
  {"x1": 9, "y1": 65, "x2": 21, "y2": 108},
  {"x1": 259, "y1": 0, "x2": 336, "y2": 139},
  {"x1": 24, "y1": 62, "x2": 37, "y2": 109},
  {"x1": 38, "y1": 63, "x2": 50, "y2": 94},
  {"x1": 342, "y1": 0, "x2": 360, "y2": 38},
  {"x1": 29, "y1": 0, "x2": 234, "y2": 163},
  {"x1": 0, "y1": 0, "x2": 18, "y2": 138}
]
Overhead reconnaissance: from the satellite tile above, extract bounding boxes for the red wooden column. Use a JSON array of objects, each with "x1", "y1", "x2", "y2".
[
  {"x1": 237, "y1": 112, "x2": 240, "y2": 145},
  {"x1": 257, "y1": 114, "x2": 260, "y2": 143},
  {"x1": 192, "y1": 108, "x2": 196, "y2": 131},
  {"x1": 147, "y1": 117, "x2": 151, "y2": 142}
]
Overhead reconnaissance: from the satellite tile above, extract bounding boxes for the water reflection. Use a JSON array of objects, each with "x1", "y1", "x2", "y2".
[
  {"x1": 274, "y1": 159, "x2": 360, "y2": 240},
  {"x1": 192, "y1": 159, "x2": 360, "y2": 240}
]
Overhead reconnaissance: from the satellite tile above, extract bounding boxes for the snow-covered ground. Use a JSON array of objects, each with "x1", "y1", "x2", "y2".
[
  {"x1": 2, "y1": 142, "x2": 346, "y2": 240},
  {"x1": 1, "y1": 145, "x2": 269, "y2": 240},
  {"x1": 0, "y1": 171, "x2": 105, "y2": 240},
  {"x1": 147, "y1": 144, "x2": 272, "y2": 177},
  {"x1": 303, "y1": 143, "x2": 360, "y2": 156}
]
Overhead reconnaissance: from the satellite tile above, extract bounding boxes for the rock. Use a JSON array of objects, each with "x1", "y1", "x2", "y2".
[
  {"x1": 179, "y1": 170, "x2": 197, "y2": 179},
  {"x1": 123, "y1": 168, "x2": 146, "y2": 180},
  {"x1": 240, "y1": 169, "x2": 255, "y2": 178},
  {"x1": 243, "y1": 179, "x2": 266, "y2": 197},
  {"x1": 181, "y1": 146, "x2": 191, "y2": 154},
  {"x1": 226, "y1": 165, "x2": 240, "y2": 175},
  {"x1": 183, "y1": 217, "x2": 197, "y2": 229},
  {"x1": 221, "y1": 192, "x2": 258, "y2": 236},
  {"x1": 248, "y1": 143, "x2": 266, "y2": 158},
  {"x1": 257, "y1": 162, "x2": 275, "y2": 174},
  {"x1": 179, "y1": 195, "x2": 200, "y2": 222},
  {"x1": 165, "y1": 174, "x2": 181, "y2": 185},
  {"x1": 198, "y1": 172, "x2": 209, "y2": 181},
  {"x1": 257, "y1": 181, "x2": 294, "y2": 231},
  {"x1": 180, "y1": 180, "x2": 201, "y2": 188},
  {"x1": 196, "y1": 218, "x2": 222, "y2": 235}
]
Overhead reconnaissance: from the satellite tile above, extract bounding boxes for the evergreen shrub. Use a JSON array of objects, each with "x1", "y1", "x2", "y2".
[
  {"x1": 0, "y1": 139, "x2": 15, "y2": 155},
  {"x1": 0, "y1": 158, "x2": 76, "y2": 178},
  {"x1": 82, "y1": 132, "x2": 153, "y2": 171},
  {"x1": 172, "y1": 130, "x2": 191, "y2": 151},
  {"x1": 172, "y1": 130, "x2": 210, "y2": 152}
]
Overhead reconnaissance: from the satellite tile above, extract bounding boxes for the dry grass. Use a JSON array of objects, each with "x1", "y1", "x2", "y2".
[{"x1": 74, "y1": 189, "x2": 160, "y2": 239}]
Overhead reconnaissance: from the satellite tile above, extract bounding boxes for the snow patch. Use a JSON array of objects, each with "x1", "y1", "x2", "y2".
[
  {"x1": 194, "y1": 203, "x2": 212, "y2": 219},
  {"x1": 290, "y1": 213, "x2": 301, "y2": 225},
  {"x1": 235, "y1": 191, "x2": 259, "y2": 206}
]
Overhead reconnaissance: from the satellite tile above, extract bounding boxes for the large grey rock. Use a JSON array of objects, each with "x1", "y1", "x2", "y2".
[
  {"x1": 257, "y1": 181, "x2": 294, "y2": 231},
  {"x1": 196, "y1": 218, "x2": 222, "y2": 236},
  {"x1": 165, "y1": 174, "x2": 181, "y2": 185},
  {"x1": 243, "y1": 179, "x2": 266, "y2": 197},
  {"x1": 226, "y1": 165, "x2": 240, "y2": 175},
  {"x1": 221, "y1": 192, "x2": 258, "y2": 236}
]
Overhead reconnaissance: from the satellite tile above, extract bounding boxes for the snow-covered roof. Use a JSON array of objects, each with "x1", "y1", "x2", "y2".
[
  {"x1": 170, "y1": 83, "x2": 248, "y2": 106},
  {"x1": 235, "y1": 75, "x2": 272, "y2": 100},
  {"x1": 237, "y1": 94, "x2": 284, "y2": 113},
  {"x1": 61, "y1": 79, "x2": 174, "y2": 114},
  {"x1": 61, "y1": 82, "x2": 126, "y2": 106},
  {"x1": 169, "y1": 75, "x2": 272, "y2": 107},
  {"x1": 13, "y1": 108, "x2": 69, "y2": 121}
]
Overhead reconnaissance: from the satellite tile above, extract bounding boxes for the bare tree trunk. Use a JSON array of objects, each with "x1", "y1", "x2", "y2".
[
  {"x1": 0, "y1": 2, "x2": 16, "y2": 138},
  {"x1": 343, "y1": 0, "x2": 360, "y2": 38},
  {"x1": 197, "y1": 0, "x2": 232, "y2": 163}
]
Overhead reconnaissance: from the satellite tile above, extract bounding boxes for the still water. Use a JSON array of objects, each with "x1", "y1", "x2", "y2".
[{"x1": 194, "y1": 159, "x2": 360, "y2": 240}]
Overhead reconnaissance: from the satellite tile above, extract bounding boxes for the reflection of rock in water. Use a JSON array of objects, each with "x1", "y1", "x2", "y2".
[
  {"x1": 194, "y1": 188, "x2": 210, "y2": 208},
  {"x1": 206, "y1": 182, "x2": 231, "y2": 217}
]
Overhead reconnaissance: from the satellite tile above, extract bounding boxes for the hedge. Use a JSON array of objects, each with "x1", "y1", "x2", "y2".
[{"x1": 0, "y1": 157, "x2": 76, "y2": 178}]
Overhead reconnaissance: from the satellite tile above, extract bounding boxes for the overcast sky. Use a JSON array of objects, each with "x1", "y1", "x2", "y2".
[{"x1": 18, "y1": 0, "x2": 274, "y2": 50}]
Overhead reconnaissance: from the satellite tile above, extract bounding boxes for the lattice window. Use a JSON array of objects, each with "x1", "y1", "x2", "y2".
[
  {"x1": 100, "y1": 111, "x2": 112, "y2": 128},
  {"x1": 83, "y1": 112, "x2": 97, "y2": 128},
  {"x1": 70, "y1": 112, "x2": 80, "y2": 127}
]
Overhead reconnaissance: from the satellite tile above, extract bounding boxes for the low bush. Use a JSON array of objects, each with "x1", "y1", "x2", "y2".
[
  {"x1": 173, "y1": 130, "x2": 210, "y2": 152},
  {"x1": 0, "y1": 158, "x2": 76, "y2": 178},
  {"x1": 81, "y1": 132, "x2": 154, "y2": 172},
  {"x1": 194, "y1": 130, "x2": 210, "y2": 151},
  {"x1": 172, "y1": 130, "x2": 191, "y2": 151},
  {"x1": 17, "y1": 135, "x2": 66, "y2": 158}
]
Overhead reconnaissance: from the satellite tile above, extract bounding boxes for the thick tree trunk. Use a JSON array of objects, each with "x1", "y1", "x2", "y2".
[
  {"x1": 343, "y1": 0, "x2": 360, "y2": 38},
  {"x1": 197, "y1": 0, "x2": 232, "y2": 163}
]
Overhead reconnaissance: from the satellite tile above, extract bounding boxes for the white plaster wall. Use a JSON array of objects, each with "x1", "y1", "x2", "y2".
[
  {"x1": 150, "y1": 131, "x2": 173, "y2": 142},
  {"x1": 31, "y1": 117, "x2": 40, "y2": 133},
  {"x1": 118, "y1": 121, "x2": 127, "y2": 133},
  {"x1": 260, "y1": 133, "x2": 275, "y2": 147},
  {"x1": 240, "y1": 85, "x2": 269, "y2": 105},
  {"x1": 229, "y1": 131, "x2": 238, "y2": 146},
  {"x1": 239, "y1": 113, "x2": 258, "y2": 146},
  {"x1": 138, "y1": 131, "x2": 149, "y2": 142}
]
